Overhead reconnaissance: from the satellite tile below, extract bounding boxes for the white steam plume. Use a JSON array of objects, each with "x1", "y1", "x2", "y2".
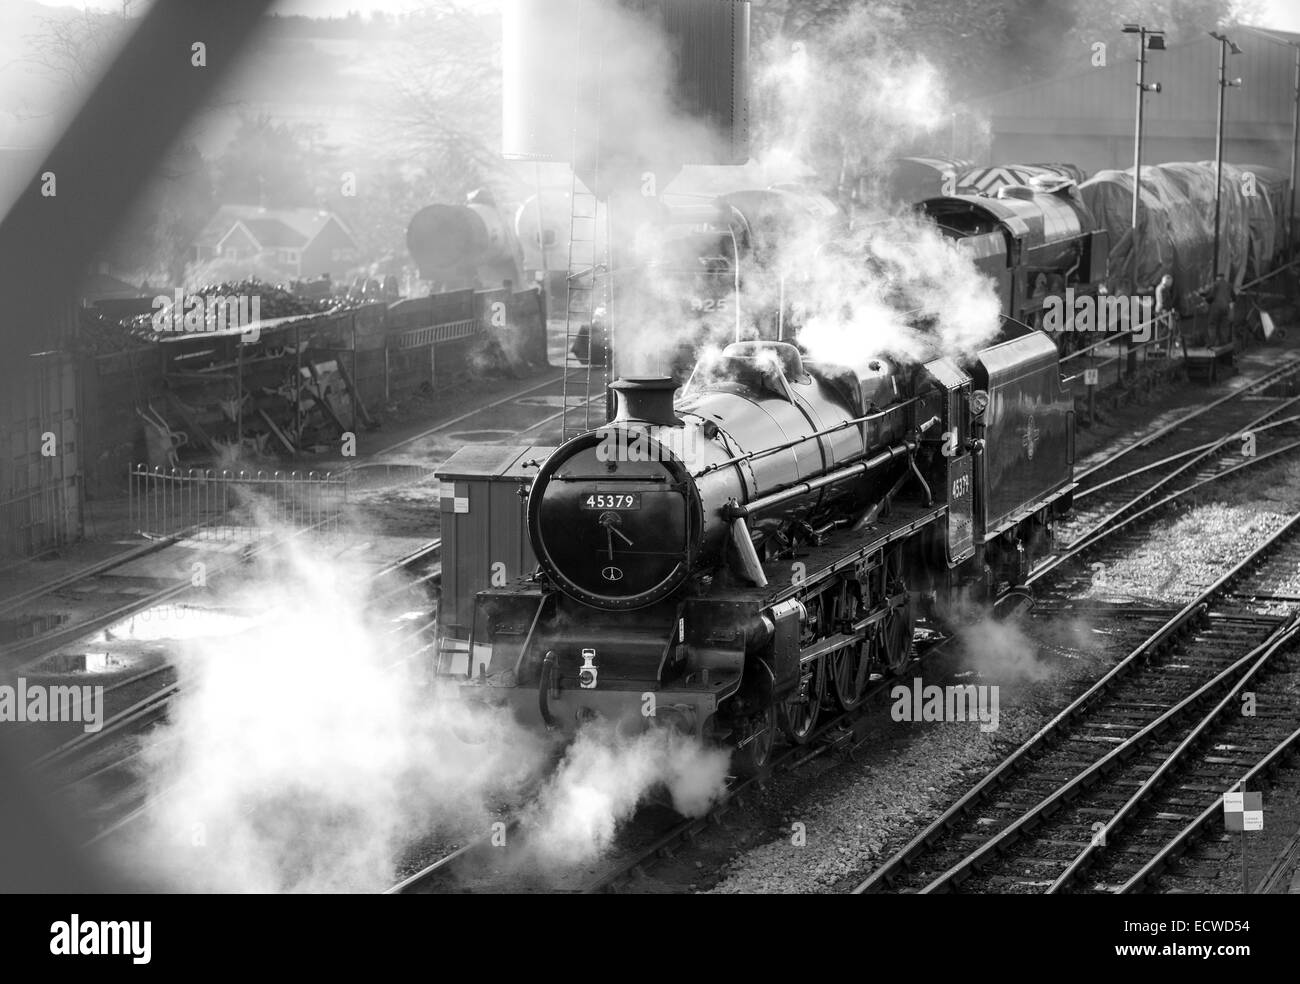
[
  {"x1": 521, "y1": 720, "x2": 730, "y2": 867},
  {"x1": 108, "y1": 531, "x2": 544, "y2": 893},
  {"x1": 607, "y1": 4, "x2": 1003, "y2": 378},
  {"x1": 753, "y1": 7, "x2": 952, "y2": 203},
  {"x1": 956, "y1": 614, "x2": 1050, "y2": 683}
]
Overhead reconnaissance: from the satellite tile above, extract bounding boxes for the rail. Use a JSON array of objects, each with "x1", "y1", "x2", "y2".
[{"x1": 1238, "y1": 255, "x2": 1300, "y2": 294}]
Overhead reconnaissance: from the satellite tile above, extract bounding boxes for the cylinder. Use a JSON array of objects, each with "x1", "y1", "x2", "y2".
[{"x1": 406, "y1": 204, "x2": 524, "y2": 287}]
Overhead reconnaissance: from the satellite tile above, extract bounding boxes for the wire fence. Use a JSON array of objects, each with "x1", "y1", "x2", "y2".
[{"x1": 128, "y1": 466, "x2": 349, "y2": 541}]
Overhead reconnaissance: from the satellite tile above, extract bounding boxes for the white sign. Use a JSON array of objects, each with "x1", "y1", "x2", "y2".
[{"x1": 1223, "y1": 790, "x2": 1263, "y2": 832}]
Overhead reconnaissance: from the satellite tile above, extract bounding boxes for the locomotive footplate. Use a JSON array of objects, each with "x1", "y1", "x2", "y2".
[{"x1": 757, "y1": 501, "x2": 949, "y2": 606}]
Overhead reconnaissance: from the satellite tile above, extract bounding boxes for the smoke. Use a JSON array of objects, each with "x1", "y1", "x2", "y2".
[
  {"x1": 775, "y1": 216, "x2": 1003, "y2": 371},
  {"x1": 742, "y1": 9, "x2": 1002, "y2": 370},
  {"x1": 601, "y1": 4, "x2": 1003, "y2": 379},
  {"x1": 105, "y1": 531, "x2": 544, "y2": 893},
  {"x1": 753, "y1": 7, "x2": 952, "y2": 202},
  {"x1": 954, "y1": 612, "x2": 1051, "y2": 683},
  {"x1": 520, "y1": 720, "x2": 730, "y2": 867}
]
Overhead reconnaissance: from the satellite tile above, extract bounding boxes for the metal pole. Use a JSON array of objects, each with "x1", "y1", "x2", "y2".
[
  {"x1": 533, "y1": 161, "x2": 549, "y2": 296},
  {"x1": 1241, "y1": 830, "x2": 1247, "y2": 893},
  {"x1": 1213, "y1": 38, "x2": 1227, "y2": 278},
  {"x1": 1290, "y1": 45, "x2": 1299, "y2": 262},
  {"x1": 1132, "y1": 29, "x2": 1146, "y2": 293}
]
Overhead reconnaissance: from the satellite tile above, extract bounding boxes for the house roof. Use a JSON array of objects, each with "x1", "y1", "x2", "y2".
[
  {"x1": 194, "y1": 205, "x2": 356, "y2": 251},
  {"x1": 242, "y1": 217, "x2": 307, "y2": 248}
]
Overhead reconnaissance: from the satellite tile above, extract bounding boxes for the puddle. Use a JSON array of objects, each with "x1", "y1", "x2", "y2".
[
  {"x1": 445, "y1": 430, "x2": 517, "y2": 443},
  {"x1": 93, "y1": 604, "x2": 259, "y2": 644},
  {"x1": 345, "y1": 463, "x2": 436, "y2": 490},
  {"x1": 515, "y1": 396, "x2": 566, "y2": 408},
  {"x1": 47, "y1": 650, "x2": 138, "y2": 673}
]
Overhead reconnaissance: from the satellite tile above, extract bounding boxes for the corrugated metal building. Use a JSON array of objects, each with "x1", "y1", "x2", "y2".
[{"x1": 971, "y1": 27, "x2": 1298, "y2": 179}]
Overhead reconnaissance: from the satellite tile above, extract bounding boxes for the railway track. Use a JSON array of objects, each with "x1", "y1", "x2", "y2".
[
  {"x1": 852, "y1": 513, "x2": 1300, "y2": 894},
  {"x1": 359, "y1": 363, "x2": 604, "y2": 461},
  {"x1": 1077, "y1": 631, "x2": 1300, "y2": 894},
  {"x1": 1055, "y1": 357, "x2": 1300, "y2": 555},
  {"x1": 2, "y1": 356, "x2": 566, "y2": 672},
  {"x1": 0, "y1": 516, "x2": 351, "y2": 675},
  {"x1": 383, "y1": 624, "x2": 965, "y2": 895},
  {"x1": 49, "y1": 537, "x2": 443, "y2": 848}
]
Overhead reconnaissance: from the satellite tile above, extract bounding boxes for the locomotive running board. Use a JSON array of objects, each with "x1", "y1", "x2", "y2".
[{"x1": 764, "y1": 502, "x2": 949, "y2": 606}]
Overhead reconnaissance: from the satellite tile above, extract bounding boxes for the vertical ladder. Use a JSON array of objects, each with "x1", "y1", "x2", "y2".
[
  {"x1": 563, "y1": 184, "x2": 601, "y2": 437},
  {"x1": 560, "y1": 0, "x2": 606, "y2": 440}
]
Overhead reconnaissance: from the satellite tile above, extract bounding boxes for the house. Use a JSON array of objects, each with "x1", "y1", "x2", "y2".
[{"x1": 192, "y1": 205, "x2": 360, "y2": 278}]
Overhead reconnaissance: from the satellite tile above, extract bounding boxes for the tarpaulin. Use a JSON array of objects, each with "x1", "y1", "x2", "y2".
[{"x1": 1080, "y1": 162, "x2": 1290, "y2": 308}]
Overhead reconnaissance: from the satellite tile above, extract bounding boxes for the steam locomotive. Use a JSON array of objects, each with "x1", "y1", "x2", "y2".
[
  {"x1": 921, "y1": 180, "x2": 1109, "y2": 338},
  {"x1": 441, "y1": 329, "x2": 1073, "y2": 771}
]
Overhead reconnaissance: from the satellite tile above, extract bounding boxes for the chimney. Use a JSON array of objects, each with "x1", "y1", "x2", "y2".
[{"x1": 609, "y1": 377, "x2": 683, "y2": 428}]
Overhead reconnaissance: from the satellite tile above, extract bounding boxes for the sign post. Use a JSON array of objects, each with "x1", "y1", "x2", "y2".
[{"x1": 1223, "y1": 790, "x2": 1264, "y2": 892}]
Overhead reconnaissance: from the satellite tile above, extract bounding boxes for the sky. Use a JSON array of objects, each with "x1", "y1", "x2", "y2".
[
  {"x1": 1255, "y1": 0, "x2": 1300, "y2": 32},
  {"x1": 36, "y1": 0, "x2": 499, "y2": 15},
  {"x1": 28, "y1": 0, "x2": 1300, "y2": 31}
]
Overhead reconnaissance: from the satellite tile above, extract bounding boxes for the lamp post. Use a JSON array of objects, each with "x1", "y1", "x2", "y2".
[
  {"x1": 1292, "y1": 46, "x2": 1299, "y2": 262},
  {"x1": 1210, "y1": 31, "x2": 1243, "y2": 279},
  {"x1": 1123, "y1": 24, "x2": 1165, "y2": 293},
  {"x1": 1291, "y1": 44, "x2": 1299, "y2": 262},
  {"x1": 1240, "y1": 27, "x2": 1299, "y2": 262}
]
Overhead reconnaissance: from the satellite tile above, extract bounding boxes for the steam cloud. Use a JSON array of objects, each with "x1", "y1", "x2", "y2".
[
  {"x1": 521, "y1": 720, "x2": 730, "y2": 867},
  {"x1": 108, "y1": 532, "x2": 543, "y2": 893},
  {"x1": 754, "y1": 7, "x2": 950, "y2": 199},
  {"x1": 604, "y1": 5, "x2": 1002, "y2": 379},
  {"x1": 952, "y1": 607, "x2": 1052, "y2": 684}
]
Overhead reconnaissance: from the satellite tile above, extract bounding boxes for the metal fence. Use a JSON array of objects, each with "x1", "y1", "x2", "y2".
[
  {"x1": 128, "y1": 466, "x2": 348, "y2": 541},
  {"x1": 1059, "y1": 309, "x2": 1182, "y2": 422}
]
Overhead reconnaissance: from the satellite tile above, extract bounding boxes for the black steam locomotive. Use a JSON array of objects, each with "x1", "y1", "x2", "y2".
[
  {"x1": 921, "y1": 179, "x2": 1109, "y2": 340},
  {"x1": 444, "y1": 329, "x2": 1073, "y2": 770}
]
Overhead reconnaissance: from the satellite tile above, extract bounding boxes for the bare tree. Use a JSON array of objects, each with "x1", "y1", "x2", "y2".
[
  {"x1": 22, "y1": 7, "x2": 131, "y2": 101},
  {"x1": 372, "y1": 2, "x2": 507, "y2": 202}
]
